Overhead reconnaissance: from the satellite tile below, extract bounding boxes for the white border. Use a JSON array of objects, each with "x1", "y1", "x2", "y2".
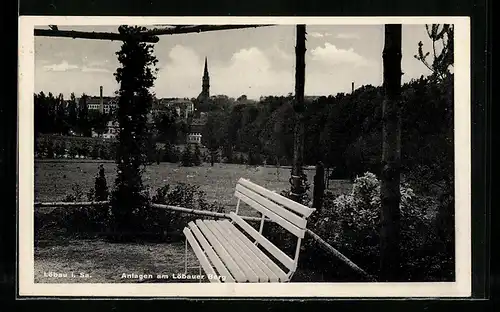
[{"x1": 18, "y1": 16, "x2": 471, "y2": 298}]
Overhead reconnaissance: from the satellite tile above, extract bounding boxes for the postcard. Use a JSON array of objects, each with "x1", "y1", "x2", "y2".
[{"x1": 18, "y1": 16, "x2": 471, "y2": 297}]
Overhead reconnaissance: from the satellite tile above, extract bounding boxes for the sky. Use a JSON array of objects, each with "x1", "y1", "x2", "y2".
[{"x1": 34, "y1": 24, "x2": 434, "y2": 100}]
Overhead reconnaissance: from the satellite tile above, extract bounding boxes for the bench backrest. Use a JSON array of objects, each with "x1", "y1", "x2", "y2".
[{"x1": 231, "y1": 178, "x2": 315, "y2": 274}]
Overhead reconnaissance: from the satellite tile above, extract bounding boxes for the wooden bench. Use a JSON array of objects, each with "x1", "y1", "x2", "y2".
[{"x1": 183, "y1": 178, "x2": 315, "y2": 283}]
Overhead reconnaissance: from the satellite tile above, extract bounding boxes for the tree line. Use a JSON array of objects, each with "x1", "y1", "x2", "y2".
[
  {"x1": 198, "y1": 74, "x2": 453, "y2": 184},
  {"x1": 34, "y1": 91, "x2": 112, "y2": 137}
]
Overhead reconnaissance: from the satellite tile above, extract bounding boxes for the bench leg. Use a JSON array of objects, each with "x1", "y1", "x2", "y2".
[{"x1": 184, "y1": 239, "x2": 188, "y2": 275}]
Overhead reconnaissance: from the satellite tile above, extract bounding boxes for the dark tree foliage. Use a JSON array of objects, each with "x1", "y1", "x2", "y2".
[
  {"x1": 153, "y1": 107, "x2": 179, "y2": 143},
  {"x1": 193, "y1": 144, "x2": 202, "y2": 166},
  {"x1": 77, "y1": 93, "x2": 90, "y2": 136},
  {"x1": 67, "y1": 92, "x2": 78, "y2": 131},
  {"x1": 33, "y1": 91, "x2": 106, "y2": 138},
  {"x1": 94, "y1": 164, "x2": 109, "y2": 201},
  {"x1": 110, "y1": 25, "x2": 158, "y2": 240},
  {"x1": 202, "y1": 111, "x2": 226, "y2": 166},
  {"x1": 181, "y1": 144, "x2": 194, "y2": 167}
]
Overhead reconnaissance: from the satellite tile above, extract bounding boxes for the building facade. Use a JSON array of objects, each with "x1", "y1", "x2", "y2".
[{"x1": 86, "y1": 86, "x2": 118, "y2": 114}]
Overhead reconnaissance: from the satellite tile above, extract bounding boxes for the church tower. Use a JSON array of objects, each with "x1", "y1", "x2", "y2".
[{"x1": 201, "y1": 56, "x2": 210, "y2": 99}]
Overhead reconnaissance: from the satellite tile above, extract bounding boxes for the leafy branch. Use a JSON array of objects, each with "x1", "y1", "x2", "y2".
[{"x1": 414, "y1": 24, "x2": 454, "y2": 81}]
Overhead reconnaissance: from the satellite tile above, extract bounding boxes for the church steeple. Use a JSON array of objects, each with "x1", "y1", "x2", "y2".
[
  {"x1": 203, "y1": 57, "x2": 209, "y2": 76},
  {"x1": 202, "y1": 57, "x2": 210, "y2": 99}
]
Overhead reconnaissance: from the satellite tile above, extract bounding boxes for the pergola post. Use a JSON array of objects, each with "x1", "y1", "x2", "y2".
[{"x1": 289, "y1": 24, "x2": 307, "y2": 204}]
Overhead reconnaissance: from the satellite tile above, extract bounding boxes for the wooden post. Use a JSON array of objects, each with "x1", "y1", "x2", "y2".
[
  {"x1": 290, "y1": 24, "x2": 307, "y2": 203},
  {"x1": 312, "y1": 161, "x2": 325, "y2": 212},
  {"x1": 325, "y1": 167, "x2": 330, "y2": 190},
  {"x1": 380, "y1": 24, "x2": 402, "y2": 282}
]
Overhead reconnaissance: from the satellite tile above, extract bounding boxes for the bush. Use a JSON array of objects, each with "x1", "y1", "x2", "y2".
[
  {"x1": 180, "y1": 144, "x2": 194, "y2": 167},
  {"x1": 94, "y1": 164, "x2": 109, "y2": 201},
  {"x1": 264, "y1": 172, "x2": 453, "y2": 282},
  {"x1": 193, "y1": 144, "x2": 202, "y2": 166},
  {"x1": 162, "y1": 142, "x2": 180, "y2": 163},
  {"x1": 147, "y1": 183, "x2": 225, "y2": 242},
  {"x1": 55, "y1": 140, "x2": 67, "y2": 157},
  {"x1": 35, "y1": 182, "x2": 112, "y2": 243},
  {"x1": 305, "y1": 172, "x2": 452, "y2": 281}
]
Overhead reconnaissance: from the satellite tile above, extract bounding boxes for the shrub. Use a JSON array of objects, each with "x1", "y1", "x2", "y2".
[
  {"x1": 304, "y1": 172, "x2": 451, "y2": 281},
  {"x1": 55, "y1": 140, "x2": 67, "y2": 157},
  {"x1": 35, "y1": 182, "x2": 111, "y2": 243},
  {"x1": 265, "y1": 171, "x2": 453, "y2": 282},
  {"x1": 94, "y1": 164, "x2": 109, "y2": 201},
  {"x1": 162, "y1": 142, "x2": 180, "y2": 163},
  {"x1": 68, "y1": 142, "x2": 78, "y2": 158},
  {"x1": 193, "y1": 144, "x2": 202, "y2": 166},
  {"x1": 148, "y1": 183, "x2": 225, "y2": 242},
  {"x1": 46, "y1": 141, "x2": 55, "y2": 159},
  {"x1": 181, "y1": 144, "x2": 194, "y2": 167}
]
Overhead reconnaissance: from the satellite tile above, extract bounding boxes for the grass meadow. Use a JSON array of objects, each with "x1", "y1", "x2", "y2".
[{"x1": 34, "y1": 160, "x2": 353, "y2": 283}]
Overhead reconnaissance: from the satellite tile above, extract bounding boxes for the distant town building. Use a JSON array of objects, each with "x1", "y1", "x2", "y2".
[
  {"x1": 187, "y1": 133, "x2": 202, "y2": 144},
  {"x1": 86, "y1": 86, "x2": 118, "y2": 114},
  {"x1": 152, "y1": 98, "x2": 194, "y2": 120},
  {"x1": 187, "y1": 118, "x2": 206, "y2": 145},
  {"x1": 92, "y1": 120, "x2": 120, "y2": 139}
]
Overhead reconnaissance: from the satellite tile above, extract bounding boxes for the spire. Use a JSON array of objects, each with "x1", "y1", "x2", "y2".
[
  {"x1": 203, "y1": 57, "x2": 209, "y2": 76},
  {"x1": 201, "y1": 56, "x2": 210, "y2": 99}
]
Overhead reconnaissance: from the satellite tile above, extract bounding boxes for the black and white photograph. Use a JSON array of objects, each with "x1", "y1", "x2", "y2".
[{"x1": 18, "y1": 16, "x2": 471, "y2": 297}]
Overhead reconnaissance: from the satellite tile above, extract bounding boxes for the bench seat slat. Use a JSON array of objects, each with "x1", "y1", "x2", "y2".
[
  {"x1": 219, "y1": 220, "x2": 287, "y2": 282},
  {"x1": 235, "y1": 191, "x2": 305, "y2": 238},
  {"x1": 182, "y1": 228, "x2": 220, "y2": 283},
  {"x1": 187, "y1": 222, "x2": 235, "y2": 283},
  {"x1": 238, "y1": 178, "x2": 315, "y2": 217},
  {"x1": 236, "y1": 184, "x2": 306, "y2": 229},
  {"x1": 203, "y1": 220, "x2": 260, "y2": 282},
  {"x1": 195, "y1": 220, "x2": 247, "y2": 282},
  {"x1": 229, "y1": 212, "x2": 295, "y2": 271},
  {"x1": 210, "y1": 220, "x2": 271, "y2": 282}
]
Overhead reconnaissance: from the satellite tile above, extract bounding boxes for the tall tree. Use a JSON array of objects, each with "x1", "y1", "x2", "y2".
[
  {"x1": 203, "y1": 111, "x2": 226, "y2": 166},
  {"x1": 34, "y1": 92, "x2": 47, "y2": 134},
  {"x1": 110, "y1": 25, "x2": 158, "y2": 240},
  {"x1": 289, "y1": 24, "x2": 307, "y2": 203},
  {"x1": 261, "y1": 102, "x2": 295, "y2": 166},
  {"x1": 88, "y1": 110, "x2": 110, "y2": 137},
  {"x1": 55, "y1": 93, "x2": 68, "y2": 134},
  {"x1": 380, "y1": 24, "x2": 402, "y2": 281},
  {"x1": 46, "y1": 92, "x2": 57, "y2": 133},
  {"x1": 154, "y1": 107, "x2": 178, "y2": 143},
  {"x1": 67, "y1": 92, "x2": 78, "y2": 132},
  {"x1": 78, "y1": 93, "x2": 90, "y2": 136}
]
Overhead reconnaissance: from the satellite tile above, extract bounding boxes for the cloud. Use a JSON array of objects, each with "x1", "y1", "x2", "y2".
[
  {"x1": 336, "y1": 33, "x2": 361, "y2": 40},
  {"x1": 81, "y1": 59, "x2": 112, "y2": 73},
  {"x1": 155, "y1": 45, "x2": 294, "y2": 99},
  {"x1": 271, "y1": 45, "x2": 294, "y2": 61},
  {"x1": 310, "y1": 43, "x2": 374, "y2": 67},
  {"x1": 81, "y1": 66, "x2": 110, "y2": 73},
  {"x1": 309, "y1": 32, "x2": 332, "y2": 38},
  {"x1": 43, "y1": 61, "x2": 79, "y2": 72}
]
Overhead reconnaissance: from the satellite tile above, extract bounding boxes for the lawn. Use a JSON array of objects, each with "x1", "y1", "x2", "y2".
[
  {"x1": 35, "y1": 160, "x2": 352, "y2": 212},
  {"x1": 35, "y1": 238, "x2": 203, "y2": 283},
  {"x1": 34, "y1": 160, "x2": 353, "y2": 283}
]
